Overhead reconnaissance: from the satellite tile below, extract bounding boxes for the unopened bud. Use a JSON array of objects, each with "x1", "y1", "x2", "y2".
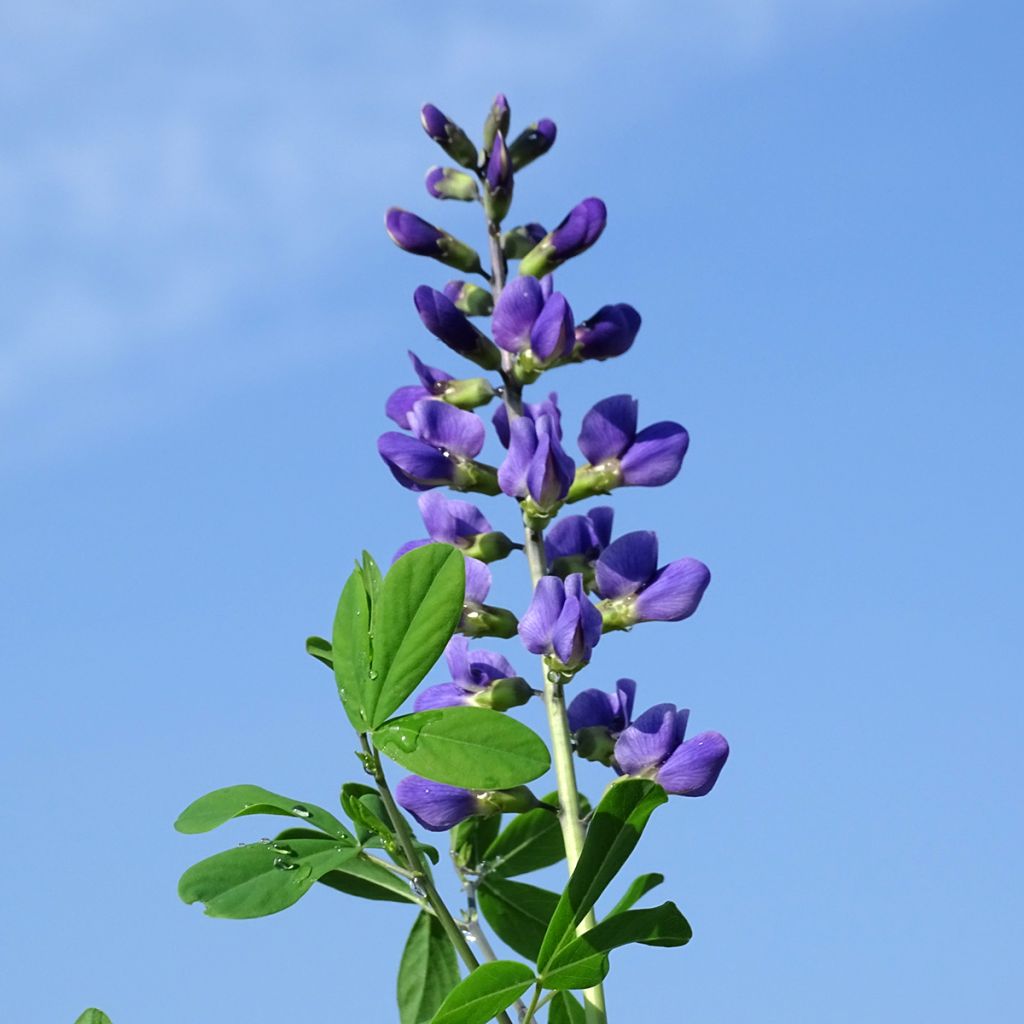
[
  {"x1": 482, "y1": 93, "x2": 511, "y2": 154},
  {"x1": 508, "y1": 118, "x2": 557, "y2": 171},
  {"x1": 425, "y1": 166, "x2": 479, "y2": 202},
  {"x1": 519, "y1": 198, "x2": 607, "y2": 278},
  {"x1": 444, "y1": 280, "x2": 494, "y2": 317},
  {"x1": 421, "y1": 103, "x2": 479, "y2": 169},
  {"x1": 483, "y1": 131, "x2": 513, "y2": 223},
  {"x1": 473, "y1": 676, "x2": 533, "y2": 711},
  {"x1": 502, "y1": 223, "x2": 547, "y2": 260}
]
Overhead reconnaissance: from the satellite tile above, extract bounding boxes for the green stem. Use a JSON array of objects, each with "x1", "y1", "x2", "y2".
[
  {"x1": 360, "y1": 735, "x2": 514, "y2": 1024},
  {"x1": 521, "y1": 983, "x2": 543, "y2": 1024}
]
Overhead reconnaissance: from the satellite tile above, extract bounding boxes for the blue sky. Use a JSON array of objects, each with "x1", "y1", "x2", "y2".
[{"x1": 3, "y1": 1, "x2": 1022, "y2": 1021}]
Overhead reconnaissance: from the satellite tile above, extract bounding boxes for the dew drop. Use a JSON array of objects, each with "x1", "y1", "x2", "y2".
[
  {"x1": 411, "y1": 879, "x2": 426, "y2": 898},
  {"x1": 274, "y1": 857, "x2": 299, "y2": 871},
  {"x1": 440, "y1": 448, "x2": 452, "y2": 459},
  {"x1": 258, "y1": 837, "x2": 271, "y2": 845},
  {"x1": 291, "y1": 805, "x2": 312, "y2": 819},
  {"x1": 547, "y1": 670, "x2": 559, "y2": 683},
  {"x1": 368, "y1": 669, "x2": 379, "y2": 680},
  {"x1": 270, "y1": 843, "x2": 295, "y2": 857}
]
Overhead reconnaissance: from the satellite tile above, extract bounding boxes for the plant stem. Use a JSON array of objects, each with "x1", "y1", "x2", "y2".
[
  {"x1": 483, "y1": 209, "x2": 607, "y2": 1023},
  {"x1": 360, "y1": 735, "x2": 514, "y2": 1024},
  {"x1": 520, "y1": 983, "x2": 543, "y2": 1024}
]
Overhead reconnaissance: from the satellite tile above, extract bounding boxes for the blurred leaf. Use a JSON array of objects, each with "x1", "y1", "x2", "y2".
[
  {"x1": 429, "y1": 960, "x2": 534, "y2": 1024},
  {"x1": 540, "y1": 901, "x2": 691, "y2": 990},
  {"x1": 484, "y1": 791, "x2": 589, "y2": 878},
  {"x1": 608, "y1": 872, "x2": 664, "y2": 915},
  {"x1": 397, "y1": 912, "x2": 460, "y2": 1024},
  {"x1": 374, "y1": 707, "x2": 550, "y2": 789},
  {"x1": 174, "y1": 784, "x2": 353, "y2": 842},
  {"x1": 369, "y1": 544, "x2": 465, "y2": 727},
  {"x1": 178, "y1": 837, "x2": 356, "y2": 918},
  {"x1": 548, "y1": 991, "x2": 586, "y2": 1024},
  {"x1": 341, "y1": 782, "x2": 395, "y2": 846},
  {"x1": 305, "y1": 635, "x2": 333, "y2": 668},
  {"x1": 478, "y1": 878, "x2": 558, "y2": 961},
  {"x1": 75, "y1": 1012, "x2": 112, "y2": 1024},
  {"x1": 537, "y1": 779, "x2": 666, "y2": 970}
]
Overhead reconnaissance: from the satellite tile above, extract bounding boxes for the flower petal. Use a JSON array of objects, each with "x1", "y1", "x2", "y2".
[
  {"x1": 530, "y1": 292, "x2": 574, "y2": 362},
  {"x1": 595, "y1": 531, "x2": 659, "y2": 599},
  {"x1": 469, "y1": 648, "x2": 518, "y2": 685},
  {"x1": 578, "y1": 394, "x2": 638, "y2": 464},
  {"x1": 614, "y1": 678, "x2": 637, "y2": 728},
  {"x1": 614, "y1": 703, "x2": 681, "y2": 776},
  {"x1": 464, "y1": 557, "x2": 492, "y2": 605},
  {"x1": 408, "y1": 400, "x2": 485, "y2": 459},
  {"x1": 418, "y1": 491, "x2": 491, "y2": 544},
  {"x1": 386, "y1": 385, "x2": 431, "y2": 429},
  {"x1": 655, "y1": 732, "x2": 729, "y2": 797},
  {"x1": 413, "y1": 683, "x2": 472, "y2": 711},
  {"x1": 518, "y1": 575, "x2": 565, "y2": 655},
  {"x1": 587, "y1": 506, "x2": 615, "y2": 550},
  {"x1": 526, "y1": 414, "x2": 575, "y2": 508},
  {"x1": 498, "y1": 415, "x2": 537, "y2": 498},
  {"x1": 492, "y1": 275, "x2": 544, "y2": 352},
  {"x1": 567, "y1": 688, "x2": 618, "y2": 733},
  {"x1": 619, "y1": 421, "x2": 689, "y2": 487},
  {"x1": 392, "y1": 538, "x2": 431, "y2": 563},
  {"x1": 634, "y1": 558, "x2": 711, "y2": 622},
  {"x1": 409, "y1": 350, "x2": 453, "y2": 391},
  {"x1": 378, "y1": 433, "x2": 454, "y2": 490},
  {"x1": 395, "y1": 775, "x2": 481, "y2": 831}
]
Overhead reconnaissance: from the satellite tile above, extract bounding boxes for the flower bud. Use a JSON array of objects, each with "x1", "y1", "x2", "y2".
[
  {"x1": 482, "y1": 93, "x2": 511, "y2": 154},
  {"x1": 519, "y1": 198, "x2": 607, "y2": 278},
  {"x1": 508, "y1": 118, "x2": 557, "y2": 171},
  {"x1": 425, "y1": 166, "x2": 479, "y2": 202},
  {"x1": 420, "y1": 103, "x2": 478, "y2": 169},
  {"x1": 413, "y1": 286, "x2": 502, "y2": 370},
  {"x1": 443, "y1": 280, "x2": 494, "y2": 317},
  {"x1": 472, "y1": 676, "x2": 533, "y2": 711},
  {"x1": 461, "y1": 603, "x2": 519, "y2": 639},
  {"x1": 461, "y1": 529, "x2": 518, "y2": 563},
  {"x1": 483, "y1": 131, "x2": 513, "y2": 223},
  {"x1": 502, "y1": 223, "x2": 547, "y2": 260},
  {"x1": 574, "y1": 303, "x2": 641, "y2": 361},
  {"x1": 386, "y1": 208, "x2": 484, "y2": 275}
]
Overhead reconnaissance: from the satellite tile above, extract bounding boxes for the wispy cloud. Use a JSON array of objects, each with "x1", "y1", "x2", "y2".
[{"x1": 0, "y1": 0, "x2": 935, "y2": 470}]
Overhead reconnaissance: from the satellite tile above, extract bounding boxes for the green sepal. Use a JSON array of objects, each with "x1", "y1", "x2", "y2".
[
  {"x1": 461, "y1": 603, "x2": 518, "y2": 638},
  {"x1": 428, "y1": 166, "x2": 480, "y2": 201},
  {"x1": 462, "y1": 530, "x2": 517, "y2": 563},
  {"x1": 446, "y1": 280, "x2": 494, "y2": 317},
  {"x1": 565, "y1": 461, "x2": 622, "y2": 504}
]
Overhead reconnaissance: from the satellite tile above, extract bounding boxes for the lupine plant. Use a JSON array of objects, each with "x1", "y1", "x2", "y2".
[{"x1": 174, "y1": 95, "x2": 729, "y2": 1024}]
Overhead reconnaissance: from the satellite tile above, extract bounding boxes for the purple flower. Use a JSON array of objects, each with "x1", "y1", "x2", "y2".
[
  {"x1": 413, "y1": 286, "x2": 501, "y2": 370},
  {"x1": 570, "y1": 395, "x2": 689, "y2": 499},
  {"x1": 518, "y1": 573, "x2": 602, "y2": 669},
  {"x1": 492, "y1": 391, "x2": 563, "y2": 449},
  {"x1": 531, "y1": 292, "x2": 574, "y2": 363},
  {"x1": 414, "y1": 635, "x2": 527, "y2": 712},
  {"x1": 396, "y1": 775, "x2": 485, "y2": 831},
  {"x1": 385, "y1": 352, "x2": 454, "y2": 428},
  {"x1": 485, "y1": 131, "x2": 513, "y2": 199},
  {"x1": 614, "y1": 704, "x2": 729, "y2": 797},
  {"x1": 595, "y1": 531, "x2": 710, "y2": 627},
  {"x1": 508, "y1": 118, "x2": 557, "y2": 171},
  {"x1": 498, "y1": 411, "x2": 575, "y2": 510},
  {"x1": 568, "y1": 678, "x2": 636, "y2": 734},
  {"x1": 545, "y1": 507, "x2": 614, "y2": 571},
  {"x1": 574, "y1": 304, "x2": 642, "y2": 361},
  {"x1": 520, "y1": 198, "x2": 607, "y2": 277},
  {"x1": 420, "y1": 104, "x2": 477, "y2": 168},
  {"x1": 483, "y1": 93, "x2": 511, "y2": 153},
  {"x1": 492, "y1": 276, "x2": 545, "y2": 353},
  {"x1": 378, "y1": 399, "x2": 492, "y2": 492}
]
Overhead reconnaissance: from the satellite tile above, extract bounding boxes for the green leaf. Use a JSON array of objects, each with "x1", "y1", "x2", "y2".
[
  {"x1": 369, "y1": 544, "x2": 466, "y2": 727},
  {"x1": 333, "y1": 565, "x2": 372, "y2": 731},
  {"x1": 373, "y1": 707, "x2": 550, "y2": 789},
  {"x1": 478, "y1": 878, "x2": 558, "y2": 961},
  {"x1": 305, "y1": 634, "x2": 333, "y2": 668},
  {"x1": 608, "y1": 872, "x2": 664, "y2": 915},
  {"x1": 537, "y1": 779, "x2": 666, "y2": 971},
  {"x1": 484, "y1": 791, "x2": 589, "y2": 878},
  {"x1": 341, "y1": 782, "x2": 395, "y2": 846},
  {"x1": 178, "y1": 837, "x2": 357, "y2": 918},
  {"x1": 273, "y1": 827, "x2": 419, "y2": 904},
  {"x1": 75, "y1": 1012, "x2": 112, "y2": 1024},
  {"x1": 429, "y1": 960, "x2": 534, "y2": 1024},
  {"x1": 397, "y1": 912, "x2": 461, "y2": 1024},
  {"x1": 451, "y1": 813, "x2": 502, "y2": 871},
  {"x1": 174, "y1": 784, "x2": 354, "y2": 842},
  {"x1": 548, "y1": 991, "x2": 586, "y2": 1024},
  {"x1": 540, "y1": 902, "x2": 692, "y2": 990}
]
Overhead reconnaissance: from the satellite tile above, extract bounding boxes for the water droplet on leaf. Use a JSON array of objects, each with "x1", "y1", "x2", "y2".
[{"x1": 291, "y1": 805, "x2": 311, "y2": 818}]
